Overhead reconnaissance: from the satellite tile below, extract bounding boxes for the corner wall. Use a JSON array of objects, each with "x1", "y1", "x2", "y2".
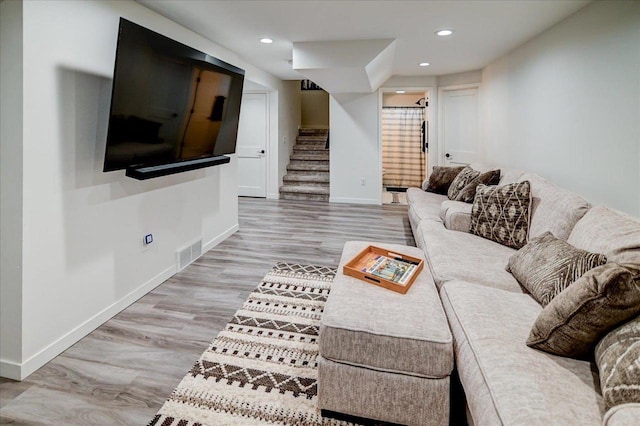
[
  {"x1": 1, "y1": 0, "x2": 284, "y2": 380},
  {"x1": 276, "y1": 81, "x2": 301, "y2": 198},
  {"x1": 480, "y1": 0, "x2": 640, "y2": 215},
  {"x1": 330, "y1": 93, "x2": 381, "y2": 204},
  {"x1": 0, "y1": 0, "x2": 24, "y2": 379}
]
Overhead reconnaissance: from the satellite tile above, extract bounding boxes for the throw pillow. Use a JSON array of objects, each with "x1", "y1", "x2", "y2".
[
  {"x1": 423, "y1": 166, "x2": 464, "y2": 194},
  {"x1": 455, "y1": 169, "x2": 501, "y2": 203},
  {"x1": 448, "y1": 166, "x2": 481, "y2": 200},
  {"x1": 595, "y1": 315, "x2": 640, "y2": 411},
  {"x1": 507, "y1": 232, "x2": 607, "y2": 306},
  {"x1": 469, "y1": 181, "x2": 531, "y2": 249},
  {"x1": 527, "y1": 263, "x2": 640, "y2": 358}
]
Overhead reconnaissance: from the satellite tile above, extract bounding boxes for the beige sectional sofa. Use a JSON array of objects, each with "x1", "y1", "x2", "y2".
[{"x1": 406, "y1": 163, "x2": 640, "y2": 425}]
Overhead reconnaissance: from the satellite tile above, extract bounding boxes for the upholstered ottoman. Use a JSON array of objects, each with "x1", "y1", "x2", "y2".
[{"x1": 318, "y1": 241, "x2": 453, "y2": 425}]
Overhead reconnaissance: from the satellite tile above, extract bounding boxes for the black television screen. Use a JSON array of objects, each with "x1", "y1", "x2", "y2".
[{"x1": 104, "y1": 18, "x2": 245, "y2": 172}]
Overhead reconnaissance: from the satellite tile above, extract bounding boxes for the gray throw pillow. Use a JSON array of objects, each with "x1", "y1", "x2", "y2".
[
  {"x1": 455, "y1": 169, "x2": 501, "y2": 203},
  {"x1": 424, "y1": 166, "x2": 464, "y2": 194},
  {"x1": 447, "y1": 166, "x2": 480, "y2": 200},
  {"x1": 507, "y1": 232, "x2": 607, "y2": 306},
  {"x1": 469, "y1": 181, "x2": 531, "y2": 249},
  {"x1": 595, "y1": 315, "x2": 640, "y2": 411},
  {"x1": 527, "y1": 263, "x2": 640, "y2": 359}
]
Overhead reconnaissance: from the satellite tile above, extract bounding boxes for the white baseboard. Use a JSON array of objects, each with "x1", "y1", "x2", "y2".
[
  {"x1": 329, "y1": 196, "x2": 381, "y2": 205},
  {"x1": 202, "y1": 223, "x2": 239, "y2": 252},
  {"x1": 0, "y1": 264, "x2": 176, "y2": 381},
  {"x1": 1, "y1": 225, "x2": 239, "y2": 381},
  {"x1": 266, "y1": 192, "x2": 279, "y2": 200},
  {"x1": 0, "y1": 359, "x2": 21, "y2": 381}
]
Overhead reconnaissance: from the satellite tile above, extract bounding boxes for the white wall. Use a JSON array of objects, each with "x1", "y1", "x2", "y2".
[
  {"x1": 330, "y1": 93, "x2": 381, "y2": 204},
  {"x1": 0, "y1": 0, "x2": 285, "y2": 380},
  {"x1": 0, "y1": 0, "x2": 24, "y2": 378},
  {"x1": 480, "y1": 0, "x2": 640, "y2": 215},
  {"x1": 301, "y1": 90, "x2": 329, "y2": 128},
  {"x1": 276, "y1": 81, "x2": 301, "y2": 197},
  {"x1": 437, "y1": 70, "x2": 482, "y2": 87}
]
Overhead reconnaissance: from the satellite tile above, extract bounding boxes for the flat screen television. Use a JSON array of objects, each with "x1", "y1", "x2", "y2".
[{"x1": 104, "y1": 18, "x2": 245, "y2": 176}]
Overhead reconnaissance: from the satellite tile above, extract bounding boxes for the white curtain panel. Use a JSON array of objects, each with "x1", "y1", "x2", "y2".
[{"x1": 382, "y1": 107, "x2": 425, "y2": 188}]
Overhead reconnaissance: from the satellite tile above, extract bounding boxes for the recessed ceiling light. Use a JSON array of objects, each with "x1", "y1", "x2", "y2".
[
  {"x1": 396, "y1": 90, "x2": 406, "y2": 94},
  {"x1": 260, "y1": 38, "x2": 273, "y2": 44},
  {"x1": 435, "y1": 29, "x2": 454, "y2": 37},
  {"x1": 419, "y1": 62, "x2": 430, "y2": 67}
]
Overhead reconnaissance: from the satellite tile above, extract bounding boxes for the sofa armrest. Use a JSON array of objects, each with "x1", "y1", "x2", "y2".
[
  {"x1": 440, "y1": 200, "x2": 473, "y2": 233},
  {"x1": 603, "y1": 404, "x2": 640, "y2": 426}
]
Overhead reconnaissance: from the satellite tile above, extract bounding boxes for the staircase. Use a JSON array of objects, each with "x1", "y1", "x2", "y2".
[{"x1": 280, "y1": 128, "x2": 330, "y2": 201}]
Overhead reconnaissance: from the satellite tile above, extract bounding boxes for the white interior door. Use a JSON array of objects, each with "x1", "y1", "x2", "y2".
[
  {"x1": 237, "y1": 93, "x2": 268, "y2": 197},
  {"x1": 439, "y1": 86, "x2": 479, "y2": 166}
]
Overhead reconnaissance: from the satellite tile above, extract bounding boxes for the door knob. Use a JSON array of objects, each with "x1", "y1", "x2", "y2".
[
  {"x1": 259, "y1": 149, "x2": 265, "y2": 154},
  {"x1": 445, "y1": 153, "x2": 451, "y2": 158}
]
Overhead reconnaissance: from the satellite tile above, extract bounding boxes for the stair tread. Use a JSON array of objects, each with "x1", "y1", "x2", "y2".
[
  {"x1": 297, "y1": 136, "x2": 328, "y2": 142},
  {"x1": 284, "y1": 174, "x2": 330, "y2": 182},
  {"x1": 279, "y1": 185, "x2": 330, "y2": 195},
  {"x1": 281, "y1": 129, "x2": 330, "y2": 200},
  {"x1": 287, "y1": 165, "x2": 329, "y2": 172},
  {"x1": 291, "y1": 155, "x2": 329, "y2": 162},
  {"x1": 293, "y1": 145, "x2": 327, "y2": 151}
]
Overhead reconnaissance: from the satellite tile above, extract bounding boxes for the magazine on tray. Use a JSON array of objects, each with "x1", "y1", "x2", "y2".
[{"x1": 361, "y1": 254, "x2": 418, "y2": 286}]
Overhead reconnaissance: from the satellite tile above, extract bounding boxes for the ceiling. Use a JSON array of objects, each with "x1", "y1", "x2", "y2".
[{"x1": 138, "y1": 0, "x2": 590, "y2": 81}]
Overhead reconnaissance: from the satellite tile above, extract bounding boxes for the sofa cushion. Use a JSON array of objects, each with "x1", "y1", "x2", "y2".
[
  {"x1": 440, "y1": 200, "x2": 473, "y2": 232},
  {"x1": 448, "y1": 166, "x2": 480, "y2": 200},
  {"x1": 320, "y1": 241, "x2": 453, "y2": 379},
  {"x1": 422, "y1": 165, "x2": 464, "y2": 194},
  {"x1": 418, "y1": 220, "x2": 523, "y2": 292},
  {"x1": 595, "y1": 316, "x2": 640, "y2": 412},
  {"x1": 456, "y1": 169, "x2": 501, "y2": 203},
  {"x1": 440, "y1": 281, "x2": 604, "y2": 426},
  {"x1": 406, "y1": 188, "x2": 447, "y2": 238},
  {"x1": 568, "y1": 205, "x2": 640, "y2": 268},
  {"x1": 518, "y1": 173, "x2": 591, "y2": 241},
  {"x1": 507, "y1": 232, "x2": 607, "y2": 306},
  {"x1": 527, "y1": 263, "x2": 640, "y2": 358},
  {"x1": 470, "y1": 181, "x2": 531, "y2": 249}
]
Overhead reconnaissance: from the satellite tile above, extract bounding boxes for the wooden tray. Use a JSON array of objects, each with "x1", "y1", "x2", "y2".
[{"x1": 343, "y1": 245, "x2": 424, "y2": 294}]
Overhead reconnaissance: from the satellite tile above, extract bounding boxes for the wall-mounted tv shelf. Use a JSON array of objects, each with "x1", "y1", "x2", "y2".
[{"x1": 125, "y1": 156, "x2": 231, "y2": 180}]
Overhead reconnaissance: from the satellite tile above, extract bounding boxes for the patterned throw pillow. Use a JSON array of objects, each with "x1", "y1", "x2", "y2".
[
  {"x1": 455, "y1": 169, "x2": 501, "y2": 203},
  {"x1": 447, "y1": 166, "x2": 480, "y2": 200},
  {"x1": 527, "y1": 263, "x2": 640, "y2": 358},
  {"x1": 423, "y1": 166, "x2": 465, "y2": 194},
  {"x1": 507, "y1": 232, "x2": 607, "y2": 306},
  {"x1": 469, "y1": 181, "x2": 531, "y2": 249},
  {"x1": 595, "y1": 316, "x2": 640, "y2": 411}
]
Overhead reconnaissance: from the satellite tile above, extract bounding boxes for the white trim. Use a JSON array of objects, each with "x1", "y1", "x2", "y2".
[
  {"x1": 329, "y1": 196, "x2": 380, "y2": 205},
  {"x1": 202, "y1": 223, "x2": 239, "y2": 253},
  {"x1": 0, "y1": 359, "x2": 21, "y2": 381},
  {"x1": 1, "y1": 264, "x2": 175, "y2": 380},
  {"x1": 437, "y1": 83, "x2": 480, "y2": 167},
  {"x1": 266, "y1": 192, "x2": 280, "y2": 200},
  {"x1": 1, "y1": 225, "x2": 239, "y2": 381}
]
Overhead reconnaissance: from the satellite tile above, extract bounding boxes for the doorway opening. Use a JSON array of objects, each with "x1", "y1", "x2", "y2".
[{"x1": 381, "y1": 90, "x2": 429, "y2": 205}]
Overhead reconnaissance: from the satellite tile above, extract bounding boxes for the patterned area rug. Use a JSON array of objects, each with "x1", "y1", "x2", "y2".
[{"x1": 149, "y1": 262, "x2": 356, "y2": 426}]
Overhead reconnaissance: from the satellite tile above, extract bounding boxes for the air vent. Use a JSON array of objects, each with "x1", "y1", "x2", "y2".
[{"x1": 177, "y1": 239, "x2": 203, "y2": 271}]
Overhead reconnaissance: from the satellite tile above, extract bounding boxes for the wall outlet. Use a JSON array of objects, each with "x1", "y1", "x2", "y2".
[
  {"x1": 144, "y1": 234, "x2": 153, "y2": 245},
  {"x1": 283, "y1": 136, "x2": 287, "y2": 145},
  {"x1": 361, "y1": 177, "x2": 366, "y2": 186}
]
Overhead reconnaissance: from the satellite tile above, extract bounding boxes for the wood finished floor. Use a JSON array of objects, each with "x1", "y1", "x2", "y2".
[{"x1": 0, "y1": 197, "x2": 414, "y2": 425}]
